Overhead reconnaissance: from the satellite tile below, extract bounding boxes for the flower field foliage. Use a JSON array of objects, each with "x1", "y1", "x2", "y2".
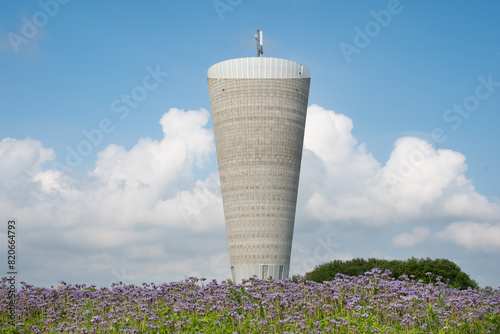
[
  {"x1": 1, "y1": 271, "x2": 499, "y2": 333},
  {"x1": 305, "y1": 257, "x2": 479, "y2": 291}
]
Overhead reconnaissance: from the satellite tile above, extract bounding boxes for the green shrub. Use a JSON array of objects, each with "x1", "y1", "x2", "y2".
[{"x1": 305, "y1": 257, "x2": 479, "y2": 290}]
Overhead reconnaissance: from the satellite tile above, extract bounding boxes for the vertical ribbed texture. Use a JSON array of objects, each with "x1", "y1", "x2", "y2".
[
  {"x1": 207, "y1": 77, "x2": 310, "y2": 282},
  {"x1": 207, "y1": 57, "x2": 310, "y2": 79}
]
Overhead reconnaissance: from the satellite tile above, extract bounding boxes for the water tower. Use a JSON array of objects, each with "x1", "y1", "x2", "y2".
[{"x1": 207, "y1": 30, "x2": 310, "y2": 282}]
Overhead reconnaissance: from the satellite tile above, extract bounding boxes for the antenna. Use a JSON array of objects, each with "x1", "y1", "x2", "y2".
[{"x1": 255, "y1": 29, "x2": 263, "y2": 57}]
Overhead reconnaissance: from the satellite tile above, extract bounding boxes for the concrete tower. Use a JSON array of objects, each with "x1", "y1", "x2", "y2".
[{"x1": 207, "y1": 36, "x2": 310, "y2": 282}]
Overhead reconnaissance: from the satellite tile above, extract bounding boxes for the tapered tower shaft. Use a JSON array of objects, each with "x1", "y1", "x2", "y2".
[{"x1": 207, "y1": 57, "x2": 310, "y2": 282}]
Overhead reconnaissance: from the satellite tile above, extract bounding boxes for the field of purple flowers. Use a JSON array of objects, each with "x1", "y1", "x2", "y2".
[{"x1": 1, "y1": 270, "x2": 499, "y2": 333}]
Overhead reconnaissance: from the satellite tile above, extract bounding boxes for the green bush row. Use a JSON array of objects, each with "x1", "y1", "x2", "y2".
[{"x1": 304, "y1": 257, "x2": 479, "y2": 290}]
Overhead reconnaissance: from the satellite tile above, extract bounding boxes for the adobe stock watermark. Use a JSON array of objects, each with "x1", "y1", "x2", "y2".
[
  {"x1": 7, "y1": 0, "x2": 72, "y2": 54},
  {"x1": 385, "y1": 74, "x2": 500, "y2": 185},
  {"x1": 178, "y1": 163, "x2": 249, "y2": 224},
  {"x1": 339, "y1": 0, "x2": 410, "y2": 64},
  {"x1": 213, "y1": 0, "x2": 243, "y2": 21},
  {"x1": 108, "y1": 265, "x2": 137, "y2": 287},
  {"x1": 290, "y1": 234, "x2": 340, "y2": 276},
  {"x1": 50, "y1": 64, "x2": 169, "y2": 171}
]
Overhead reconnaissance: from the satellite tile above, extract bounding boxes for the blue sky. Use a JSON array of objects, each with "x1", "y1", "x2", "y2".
[{"x1": 1, "y1": 0, "x2": 500, "y2": 288}]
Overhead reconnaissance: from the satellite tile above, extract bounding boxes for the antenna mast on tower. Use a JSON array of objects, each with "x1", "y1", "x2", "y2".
[{"x1": 255, "y1": 29, "x2": 263, "y2": 57}]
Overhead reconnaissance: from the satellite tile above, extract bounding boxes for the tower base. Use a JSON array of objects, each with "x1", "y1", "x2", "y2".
[{"x1": 231, "y1": 264, "x2": 290, "y2": 283}]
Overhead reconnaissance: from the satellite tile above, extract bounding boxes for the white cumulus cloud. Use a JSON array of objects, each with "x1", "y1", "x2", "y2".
[
  {"x1": 392, "y1": 227, "x2": 431, "y2": 248},
  {"x1": 0, "y1": 108, "x2": 226, "y2": 286},
  {"x1": 301, "y1": 104, "x2": 500, "y2": 226},
  {"x1": 437, "y1": 222, "x2": 500, "y2": 252}
]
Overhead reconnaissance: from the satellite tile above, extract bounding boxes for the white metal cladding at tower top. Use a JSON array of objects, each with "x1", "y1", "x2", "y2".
[{"x1": 207, "y1": 57, "x2": 311, "y2": 283}]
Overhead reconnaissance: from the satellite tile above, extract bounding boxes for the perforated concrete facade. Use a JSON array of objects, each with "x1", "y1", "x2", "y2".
[{"x1": 207, "y1": 57, "x2": 310, "y2": 282}]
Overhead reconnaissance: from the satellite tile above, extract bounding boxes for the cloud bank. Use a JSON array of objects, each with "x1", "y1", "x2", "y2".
[
  {"x1": 0, "y1": 104, "x2": 499, "y2": 287},
  {"x1": 303, "y1": 105, "x2": 500, "y2": 226}
]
